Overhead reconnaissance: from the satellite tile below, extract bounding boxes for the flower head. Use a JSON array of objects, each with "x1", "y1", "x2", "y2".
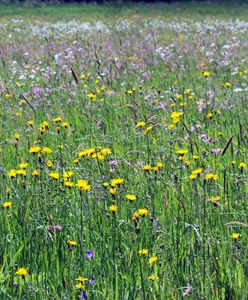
[{"x1": 16, "y1": 267, "x2": 28, "y2": 277}]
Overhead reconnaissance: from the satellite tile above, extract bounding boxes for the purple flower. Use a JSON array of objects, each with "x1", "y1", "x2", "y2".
[
  {"x1": 89, "y1": 278, "x2": 96, "y2": 286},
  {"x1": 81, "y1": 290, "x2": 87, "y2": 299},
  {"x1": 48, "y1": 224, "x2": 63, "y2": 231},
  {"x1": 84, "y1": 250, "x2": 94, "y2": 259},
  {"x1": 97, "y1": 120, "x2": 104, "y2": 126}
]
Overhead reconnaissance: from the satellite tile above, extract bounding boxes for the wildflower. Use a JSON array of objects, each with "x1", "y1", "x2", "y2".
[
  {"x1": 81, "y1": 290, "x2": 87, "y2": 300},
  {"x1": 7, "y1": 169, "x2": 17, "y2": 177},
  {"x1": 238, "y1": 162, "x2": 246, "y2": 170},
  {"x1": 176, "y1": 149, "x2": 188, "y2": 156},
  {"x1": 49, "y1": 172, "x2": 59, "y2": 179},
  {"x1": 231, "y1": 233, "x2": 240, "y2": 240},
  {"x1": 133, "y1": 212, "x2": 140, "y2": 222},
  {"x1": 63, "y1": 170, "x2": 74, "y2": 179},
  {"x1": 145, "y1": 125, "x2": 153, "y2": 134},
  {"x1": 16, "y1": 268, "x2": 28, "y2": 277},
  {"x1": 103, "y1": 182, "x2": 109, "y2": 188},
  {"x1": 148, "y1": 275, "x2": 159, "y2": 281},
  {"x1": 14, "y1": 133, "x2": 20, "y2": 140},
  {"x1": 76, "y1": 180, "x2": 91, "y2": 192},
  {"x1": 139, "y1": 249, "x2": 148, "y2": 256},
  {"x1": 29, "y1": 146, "x2": 41, "y2": 154},
  {"x1": 76, "y1": 282, "x2": 85, "y2": 289},
  {"x1": 126, "y1": 194, "x2": 137, "y2": 202},
  {"x1": 156, "y1": 162, "x2": 164, "y2": 168},
  {"x1": 109, "y1": 204, "x2": 117, "y2": 214},
  {"x1": 192, "y1": 168, "x2": 203, "y2": 175},
  {"x1": 207, "y1": 112, "x2": 213, "y2": 119},
  {"x1": 16, "y1": 169, "x2": 26, "y2": 176},
  {"x1": 138, "y1": 208, "x2": 149, "y2": 217},
  {"x1": 76, "y1": 276, "x2": 88, "y2": 282},
  {"x1": 109, "y1": 188, "x2": 117, "y2": 196},
  {"x1": 32, "y1": 170, "x2": 39, "y2": 177},
  {"x1": 111, "y1": 178, "x2": 124, "y2": 187},
  {"x1": 203, "y1": 71, "x2": 210, "y2": 78},
  {"x1": 225, "y1": 82, "x2": 232, "y2": 88},
  {"x1": 64, "y1": 181, "x2": 74, "y2": 187},
  {"x1": 62, "y1": 122, "x2": 69, "y2": 128},
  {"x1": 84, "y1": 250, "x2": 94, "y2": 259},
  {"x1": 205, "y1": 173, "x2": 219, "y2": 181},
  {"x1": 136, "y1": 121, "x2": 146, "y2": 128},
  {"x1": 189, "y1": 174, "x2": 197, "y2": 180},
  {"x1": 53, "y1": 117, "x2": 62, "y2": 123},
  {"x1": 149, "y1": 256, "x2": 158, "y2": 264},
  {"x1": 27, "y1": 120, "x2": 34, "y2": 127},
  {"x1": 3, "y1": 201, "x2": 12, "y2": 208},
  {"x1": 41, "y1": 147, "x2": 53, "y2": 154},
  {"x1": 47, "y1": 160, "x2": 53, "y2": 168},
  {"x1": 67, "y1": 240, "x2": 77, "y2": 246},
  {"x1": 89, "y1": 278, "x2": 96, "y2": 285},
  {"x1": 19, "y1": 163, "x2": 28, "y2": 169},
  {"x1": 143, "y1": 165, "x2": 152, "y2": 171},
  {"x1": 210, "y1": 196, "x2": 221, "y2": 202}
]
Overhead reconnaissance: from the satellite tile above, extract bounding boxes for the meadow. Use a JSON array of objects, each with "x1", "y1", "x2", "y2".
[{"x1": 0, "y1": 2, "x2": 247, "y2": 299}]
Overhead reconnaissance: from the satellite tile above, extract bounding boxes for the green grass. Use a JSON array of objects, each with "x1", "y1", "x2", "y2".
[{"x1": 0, "y1": 2, "x2": 247, "y2": 300}]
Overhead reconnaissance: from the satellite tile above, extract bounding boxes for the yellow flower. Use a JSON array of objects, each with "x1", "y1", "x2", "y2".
[
  {"x1": 145, "y1": 125, "x2": 153, "y2": 134},
  {"x1": 109, "y1": 188, "x2": 117, "y2": 196},
  {"x1": 76, "y1": 276, "x2": 88, "y2": 282},
  {"x1": 203, "y1": 71, "x2": 210, "y2": 78},
  {"x1": 171, "y1": 111, "x2": 183, "y2": 119},
  {"x1": 148, "y1": 275, "x2": 159, "y2": 281},
  {"x1": 49, "y1": 172, "x2": 60, "y2": 179},
  {"x1": 16, "y1": 268, "x2": 28, "y2": 277},
  {"x1": 63, "y1": 171, "x2": 74, "y2": 179},
  {"x1": 126, "y1": 194, "x2": 137, "y2": 202},
  {"x1": 132, "y1": 212, "x2": 140, "y2": 222},
  {"x1": 139, "y1": 249, "x2": 148, "y2": 256},
  {"x1": 32, "y1": 170, "x2": 40, "y2": 177},
  {"x1": 14, "y1": 133, "x2": 20, "y2": 140},
  {"x1": 207, "y1": 112, "x2": 213, "y2": 119},
  {"x1": 192, "y1": 168, "x2": 203, "y2": 175},
  {"x1": 143, "y1": 165, "x2": 152, "y2": 171},
  {"x1": 231, "y1": 233, "x2": 240, "y2": 240},
  {"x1": 238, "y1": 162, "x2": 246, "y2": 170},
  {"x1": 156, "y1": 162, "x2": 164, "y2": 168},
  {"x1": 7, "y1": 169, "x2": 17, "y2": 177},
  {"x1": 3, "y1": 201, "x2": 12, "y2": 208},
  {"x1": 205, "y1": 173, "x2": 219, "y2": 181},
  {"x1": 136, "y1": 121, "x2": 146, "y2": 128},
  {"x1": 109, "y1": 204, "x2": 118, "y2": 214},
  {"x1": 76, "y1": 180, "x2": 91, "y2": 192},
  {"x1": 29, "y1": 146, "x2": 41, "y2": 154},
  {"x1": 210, "y1": 196, "x2": 221, "y2": 202},
  {"x1": 62, "y1": 122, "x2": 69, "y2": 128},
  {"x1": 103, "y1": 182, "x2": 109, "y2": 187},
  {"x1": 47, "y1": 160, "x2": 53, "y2": 168},
  {"x1": 16, "y1": 169, "x2": 26, "y2": 176},
  {"x1": 27, "y1": 120, "x2": 34, "y2": 126},
  {"x1": 176, "y1": 149, "x2": 188, "y2": 155},
  {"x1": 138, "y1": 208, "x2": 149, "y2": 217},
  {"x1": 64, "y1": 181, "x2": 74, "y2": 187},
  {"x1": 19, "y1": 163, "x2": 28, "y2": 169},
  {"x1": 225, "y1": 82, "x2": 232, "y2": 88},
  {"x1": 189, "y1": 174, "x2": 197, "y2": 180},
  {"x1": 75, "y1": 283, "x2": 85, "y2": 289},
  {"x1": 149, "y1": 256, "x2": 158, "y2": 264},
  {"x1": 53, "y1": 117, "x2": 62, "y2": 123},
  {"x1": 67, "y1": 240, "x2": 77, "y2": 246},
  {"x1": 111, "y1": 178, "x2": 124, "y2": 187},
  {"x1": 41, "y1": 147, "x2": 53, "y2": 154}
]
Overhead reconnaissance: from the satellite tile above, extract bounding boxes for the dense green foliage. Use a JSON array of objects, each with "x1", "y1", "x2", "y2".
[{"x1": 0, "y1": 3, "x2": 247, "y2": 299}]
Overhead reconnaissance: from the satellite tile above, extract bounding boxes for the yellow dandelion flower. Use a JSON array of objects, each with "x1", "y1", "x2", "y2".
[
  {"x1": 126, "y1": 194, "x2": 137, "y2": 202},
  {"x1": 109, "y1": 204, "x2": 118, "y2": 214},
  {"x1": 29, "y1": 146, "x2": 41, "y2": 154},
  {"x1": 19, "y1": 163, "x2": 28, "y2": 169},
  {"x1": 138, "y1": 208, "x2": 149, "y2": 217},
  {"x1": 75, "y1": 283, "x2": 85, "y2": 289},
  {"x1": 32, "y1": 170, "x2": 39, "y2": 177},
  {"x1": 53, "y1": 117, "x2": 62, "y2": 123},
  {"x1": 3, "y1": 201, "x2": 12, "y2": 208},
  {"x1": 149, "y1": 256, "x2": 158, "y2": 264},
  {"x1": 231, "y1": 233, "x2": 240, "y2": 240},
  {"x1": 139, "y1": 249, "x2": 148, "y2": 256},
  {"x1": 15, "y1": 268, "x2": 28, "y2": 277},
  {"x1": 176, "y1": 149, "x2": 188, "y2": 155},
  {"x1": 49, "y1": 172, "x2": 60, "y2": 179},
  {"x1": 238, "y1": 162, "x2": 246, "y2": 170},
  {"x1": 148, "y1": 274, "x2": 159, "y2": 281},
  {"x1": 203, "y1": 71, "x2": 210, "y2": 78},
  {"x1": 7, "y1": 169, "x2": 17, "y2": 177},
  {"x1": 67, "y1": 240, "x2": 77, "y2": 246},
  {"x1": 136, "y1": 121, "x2": 146, "y2": 128},
  {"x1": 143, "y1": 165, "x2": 152, "y2": 171}
]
